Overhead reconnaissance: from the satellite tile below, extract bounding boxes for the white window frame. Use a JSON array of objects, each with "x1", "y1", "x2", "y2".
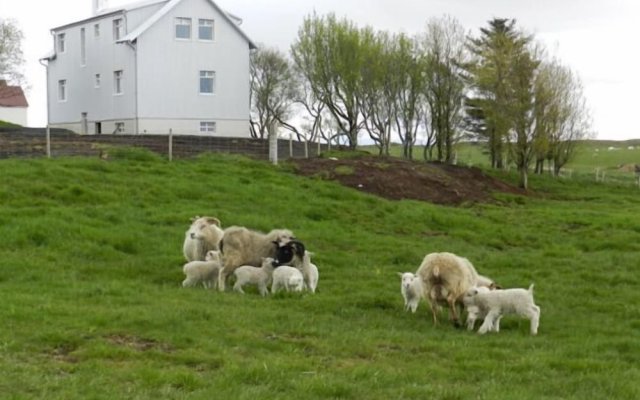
[
  {"x1": 80, "y1": 27, "x2": 86, "y2": 66},
  {"x1": 198, "y1": 19, "x2": 214, "y2": 41},
  {"x1": 113, "y1": 70, "x2": 123, "y2": 95},
  {"x1": 113, "y1": 18, "x2": 123, "y2": 41},
  {"x1": 200, "y1": 121, "x2": 217, "y2": 133},
  {"x1": 58, "y1": 79, "x2": 67, "y2": 102},
  {"x1": 94, "y1": 23, "x2": 100, "y2": 37},
  {"x1": 95, "y1": 73, "x2": 101, "y2": 88},
  {"x1": 175, "y1": 17, "x2": 192, "y2": 40},
  {"x1": 57, "y1": 33, "x2": 66, "y2": 53},
  {"x1": 199, "y1": 70, "x2": 215, "y2": 95}
]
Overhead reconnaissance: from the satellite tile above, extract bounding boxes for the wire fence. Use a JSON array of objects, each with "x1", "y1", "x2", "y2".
[{"x1": 0, "y1": 127, "x2": 329, "y2": 161}]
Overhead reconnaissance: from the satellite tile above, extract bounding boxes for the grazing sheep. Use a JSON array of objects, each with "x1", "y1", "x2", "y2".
[
  {"x1": 271, "y1": 266, "x2": 304, "y2": 293},
  {"x1": 416, "y1": 252, "x2": 482, "y2": 327},
  {"x1": 462, "y1": 286, "x2": 492, "y2": 330},
  {"x1": 182, "y1": 250, "x2": 222, "y2": 289},
  {"x1": 183, "y1": 216, "x2": 224, "y2": 262},
  {"x1": 463, "y1": 284, "x2": 540, "y2": 335},
  {"x1": 233, "y1": 257, "x2": 277, "y2": 296},
  {"x1": 398, "y1": 272, "x2": 423, "y2": 313},
  {"x1": 217, "y1": 226, "x2": 295, "y2": 291}
]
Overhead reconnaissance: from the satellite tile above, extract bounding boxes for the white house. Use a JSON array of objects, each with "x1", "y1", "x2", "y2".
[
  {"x1": 0, "y1": 80, "x2": 29, "y2": 126},
  {"x1": 41, "y1": 0, "x2": 256, "y2": 136}
]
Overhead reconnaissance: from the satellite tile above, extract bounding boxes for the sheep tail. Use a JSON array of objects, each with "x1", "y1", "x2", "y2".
[
  {"x1": 432, "y1": 265, "x2": 440, "y2": 279},
  {"x1": 528, "y1": 283, "x2": 535, "y2": 293}
]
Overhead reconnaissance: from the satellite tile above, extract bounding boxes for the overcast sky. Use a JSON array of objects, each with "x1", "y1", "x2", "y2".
[{"x1": 2, "y1": 0, "x2": 639, "y2": 140}]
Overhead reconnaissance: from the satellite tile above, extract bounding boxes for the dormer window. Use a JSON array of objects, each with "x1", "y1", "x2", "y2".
[{"x1": 175, "y1": 17, "x2": 191, "y2": 39}]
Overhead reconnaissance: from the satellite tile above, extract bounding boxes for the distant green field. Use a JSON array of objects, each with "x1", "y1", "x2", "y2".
[{"x1": 1, "y1": 148, "x2": 639, "y2": 399}]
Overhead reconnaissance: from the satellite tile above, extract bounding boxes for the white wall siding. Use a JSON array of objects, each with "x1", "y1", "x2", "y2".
[
  {"x1": 0, "y1": 107, "x2": 28, "y2": 126},
  {"x1": 136, "y1": 0, "x2": 251, "y2": 134},
  {"x1": 138, "y1": 118, "x2": 248, "y2": 136}
]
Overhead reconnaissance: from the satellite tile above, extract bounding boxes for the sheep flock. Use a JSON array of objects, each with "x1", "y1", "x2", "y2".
[{"x1": 180, "y1": 216, "x2": 540, "y2": 335}]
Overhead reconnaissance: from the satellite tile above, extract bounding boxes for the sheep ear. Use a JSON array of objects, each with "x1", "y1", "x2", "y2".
[{"x1": 396, "y1": 272, "x2": 404, "y2": 277}]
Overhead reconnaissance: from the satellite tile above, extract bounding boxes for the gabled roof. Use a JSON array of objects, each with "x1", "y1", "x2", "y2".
[
  {"x1": 0, "y1": 81, "x2": 28, "y2": 108},
  {"x1": 118, "y1": 0, "x2": 256, "y2": 49}
]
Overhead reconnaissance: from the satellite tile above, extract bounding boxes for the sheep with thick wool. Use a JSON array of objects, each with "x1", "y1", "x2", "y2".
[
  {"x1": 182, "y1": 250, "x2": 222, "y2": 289},
  {"x1": 233, "y1": 257, "x2": 277, "y2": 296},
  {"x1": 416, "y1": 252, "x2": 497, "y2": 327},
  {"x1": 217, "y1": 226, "x2": 295, "y2": 291},
  {"x1": 398, "y1": 272, "x2": 423, "y2": 313},
  {"x1": 463, "y1": 284, "x2": 540, "y2": 335},
  {"x1": 182, "y1": 216, "x2": 224, "y2": 262},
  {"x1": 271, "y1": 266, "x2": 304, "y2": 293}
]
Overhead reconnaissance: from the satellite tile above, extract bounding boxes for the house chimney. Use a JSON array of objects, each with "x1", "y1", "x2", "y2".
[{"x1": 92, "y1": 0, "x2": 107, "y2": 15}]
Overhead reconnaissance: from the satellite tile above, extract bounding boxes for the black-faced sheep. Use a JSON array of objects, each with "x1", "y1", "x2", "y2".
[
  {"x1": 183, "y1": 216, "x2": 224, "y2": 261},
  {"x1": 217, "y1": 226, "x2": 296, "y2": 291}
]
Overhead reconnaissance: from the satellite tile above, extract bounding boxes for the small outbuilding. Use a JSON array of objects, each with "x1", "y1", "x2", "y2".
[{"x1": 0, "y1": 79, "x2": 28, "y2": 126}]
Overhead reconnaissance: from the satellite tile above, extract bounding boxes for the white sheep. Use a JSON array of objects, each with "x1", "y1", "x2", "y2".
[
  {"x1": 398, "y1": 272, "x2": 423, "y2": 313},
  {"x1": 463, "y1": 284, "x2": 540, "y2": 335},
  {"x1": 271, "y1": 266, "x2": 304, "y2": 293},
  {"x1": 218, "y1": 226, "x2": 295, "y2": 291},
  {"x1": 182, "y1": 216, "x2": 224, "y2": 262},
  {"x1": 416, "y1": 252, "x2": 496, "y2": 327},
  {"x1": 462, "y1": 286, "x2": 491, "y2": 330},
  {"x1": 182, "y1": 250, "x2": 222, "y2": 289},
  {"x1": 233, "y1": 257, "x2": 277, "y2": 296},
  {"x1": 301, "y1": 251, "x2": 319, "y2": 293}
]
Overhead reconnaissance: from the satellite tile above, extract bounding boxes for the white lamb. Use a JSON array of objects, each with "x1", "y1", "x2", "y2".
[
  {"x1": 271, "y1": 266, "x2": 304, "y2": 293},
  {"x1": 182, "y1": 250, "x2": 222, "y2": 289},
  {"x1": 463, "y1": 284, "x2": 540, "y2": 335},
  {"x1": 301, "y1": 251, "x2": 319, "y2": 293},
  {"x1": 233, "y1": 257, "x2": 277, "y2": 296},
  {"x1": 462, "y1": 286, "x2": 491, "y2": 330},
  {"x1": 398, "y1": 272, "x2": 423, "y2": 313},
  {"x1": 183, "y1": 216, "x2": 224, "y2": 262}
]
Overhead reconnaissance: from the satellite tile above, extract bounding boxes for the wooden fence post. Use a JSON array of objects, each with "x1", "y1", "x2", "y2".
[
  {"x1": 168, "y1": 129, "x2": 173, "y2": 161},
  {"x1": 46, "y1": 125, "x2": 51, "y2": 158}
]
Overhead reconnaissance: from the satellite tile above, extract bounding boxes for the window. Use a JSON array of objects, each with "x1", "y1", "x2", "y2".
[
  {"x1": 199, "y1": 70, "x2": 215, "y2": 94},
  {"x1": 198, "y1": 19, "x2": 214, "y2": 40},
  {"x1": 175, "y1": 17, "x2": 191, "y2": 39},
  {"x1": 95, "y1": 73, "x2": 101, "y2": 88},
  {"x1": 57, "y1": 33, "x2": 66, "y2": 53},
  {"x1": 80, "y1": 28, "x2": 86, "y2": 65},
  {"x1": 94, "y1": 23, "x2": 100, "y2": 37},
  {"x1": 58, "y1": 79, "x2": 67, "y2": 101},
  {"x1": 200, "y1": 121, "x2": 217, "y2": 133},
  {"x1": 113, "y1": 18, "x2": 123, "y2": 40},
  {"x1": 113, "y1": 70, "x2": 123, "y2": 94}
]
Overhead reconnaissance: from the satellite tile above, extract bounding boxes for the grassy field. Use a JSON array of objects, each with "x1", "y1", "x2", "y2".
[{"x1": 1, "y1": 148, "x2": 639, "y2": 399}]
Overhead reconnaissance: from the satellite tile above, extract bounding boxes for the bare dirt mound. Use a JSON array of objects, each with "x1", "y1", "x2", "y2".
[{"x1": 290, "y1": 155, "x2": 526, "y2": 206}]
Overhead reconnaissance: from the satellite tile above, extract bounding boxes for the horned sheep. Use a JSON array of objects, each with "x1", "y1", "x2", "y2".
[{"x1": 182, "y1": 216, "x2": 224, "y2": 262}]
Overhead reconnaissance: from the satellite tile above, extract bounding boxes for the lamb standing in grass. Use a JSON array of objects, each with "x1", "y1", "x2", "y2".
[
  {"x1": 301, "y1": 251, "x2": 319, "y2": 293},
  {"x1": 462, "y1": 286, "x2": 491, "y2": 330},
  {"x1": 463, "y1": 284, "x2": 540, "y2": 335},
  {"x1": 183, "y1": 216, "x2": 224, "y2": 262},
  {"x1": 233, "y1": 257, "x2": 277, "y2": 296},
  {"x1": 182, "y1": 250, "x2": 222, "y2": 289},
  {"x1": 398, "y1": 272, "x2": 423, "y2": 313},
  {"x1": 271, "y1": 266, "x2": 304, "y2": 293}
]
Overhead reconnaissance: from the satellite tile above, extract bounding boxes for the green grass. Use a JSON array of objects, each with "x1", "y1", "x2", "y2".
[
  {"x1": 0, "y1": 119, "x2": 22, "y2": 128},
  {"x1": 1, "y1": 148, "x2": 639, "y2": 399}
]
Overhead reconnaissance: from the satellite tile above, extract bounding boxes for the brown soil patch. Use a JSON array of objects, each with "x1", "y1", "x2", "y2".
[{"x1": 290, "y1": 155, "x2": 526, "y2": 206}]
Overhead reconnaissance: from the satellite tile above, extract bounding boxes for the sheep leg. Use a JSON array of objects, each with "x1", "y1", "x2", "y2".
[
  {"x1": 448, "y1": 297, "x2": 462, "y2": 328},
  {"x1": 233, "y1": 282, "x2": 245, "y2": 294},
  {"x1": 529, "y1": 305, "x2": 540, "y2": 335},
  {"x1": 218, "y1": 269, "x2": 228, "y2": 291},
  {"x1": 493, "y1": 316, "x2": 502, "y2": 332},
  {"x1": 478, "y1": 309, "x2": 500, "y2": 334},
  {"x1": 259, "y1": 283, "x2": 268, "y2": 297}
]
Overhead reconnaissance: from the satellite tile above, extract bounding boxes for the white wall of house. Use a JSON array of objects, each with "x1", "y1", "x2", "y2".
[
  {"x1": 45, "y1": 0, "x2": 252, "y2": 137},
  {"x1": 0, "y1": 107, "x2": 28, "y2": 126}
]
